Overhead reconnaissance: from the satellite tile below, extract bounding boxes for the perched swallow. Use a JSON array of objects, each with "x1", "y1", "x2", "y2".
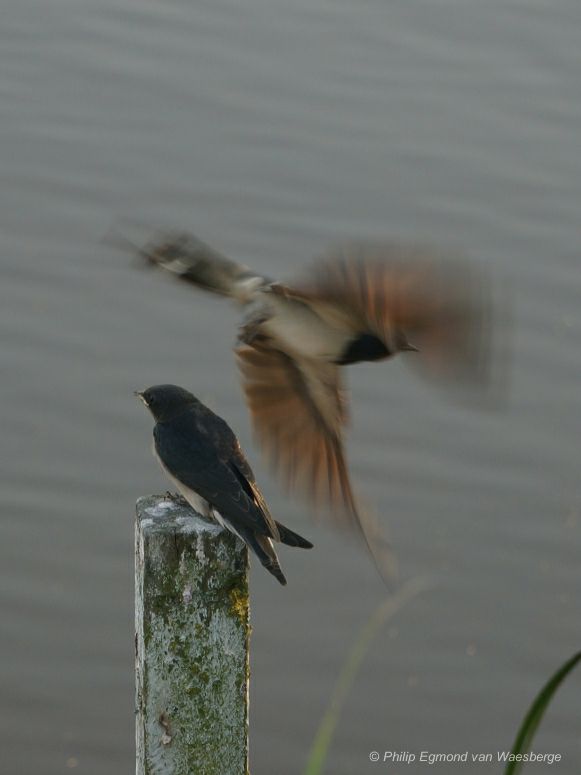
[
  {"x1": 132, "y1": 232, "x2": 493, "y2": 539},
  {"x1": 136, "y1": 383, "x2": 313, "y2": 585}
]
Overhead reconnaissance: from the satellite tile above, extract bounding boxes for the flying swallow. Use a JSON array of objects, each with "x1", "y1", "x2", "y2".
[
  {"x1": 128, "y1": 231, "x2": 495, "y2": 575},
  {"x1": 136, "y1": 383, "x2": 313, "y2": 585}
]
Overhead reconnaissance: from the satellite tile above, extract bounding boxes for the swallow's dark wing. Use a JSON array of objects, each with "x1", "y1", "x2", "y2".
[
  {"x1": 227, "y1": 442, "x2": 281, "y2": 541},
  {"x1": 236, "y1": 341, "x2": 362, "y2": 531},
  {"x1": 154, "y1": 413, "x2": 279, "y2": 540},
  {"x1": 292, "y1": 242, "x2": 491, "y2": 384}
]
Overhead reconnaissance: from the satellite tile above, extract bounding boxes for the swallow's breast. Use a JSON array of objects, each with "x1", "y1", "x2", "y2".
[{"x1": 262, "y1": 295, "x2": 349, "y2": 361}]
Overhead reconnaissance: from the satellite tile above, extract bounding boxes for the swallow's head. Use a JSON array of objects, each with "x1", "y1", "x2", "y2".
[{"x1": 134, "y1": 384, "x2": 197, "y2": 422}]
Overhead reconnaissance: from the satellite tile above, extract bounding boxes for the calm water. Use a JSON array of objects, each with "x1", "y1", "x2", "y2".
[{"x1": 1, "y1": 1, "x2": 580, "y2": 772}]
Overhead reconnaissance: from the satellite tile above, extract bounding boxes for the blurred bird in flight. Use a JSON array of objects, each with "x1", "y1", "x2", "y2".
[{"x1": 122, "y1": 228, "x2": 500, "y2": 582}]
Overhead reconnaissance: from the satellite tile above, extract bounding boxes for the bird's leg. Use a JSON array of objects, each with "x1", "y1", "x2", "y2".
[
  {"x1": 238, "y1": 323, "x2": 262, "y2": 345},
  {"x1": 164, "y1": 490, "x2": 188, "y2": 506},
  {"x1": 238, "y1": 306, "x2": 271, "y2": 345}
]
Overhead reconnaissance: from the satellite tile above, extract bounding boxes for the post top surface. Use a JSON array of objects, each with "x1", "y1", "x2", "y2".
[{"x1": 136, "y1": 494, "x2": 223, "y2": 537}]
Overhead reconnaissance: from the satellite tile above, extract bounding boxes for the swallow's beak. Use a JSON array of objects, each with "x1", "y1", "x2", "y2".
[
  {"x1": 402, "y1": 342, "x2": 420, "y2": 353},
  {"x1": 134, "y1": 390, "x2": 147, "y2": 405}
]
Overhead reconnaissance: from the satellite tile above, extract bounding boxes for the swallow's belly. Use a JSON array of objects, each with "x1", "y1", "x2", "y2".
[{"x1": 262, "y1": 297, "x2": 347, "y2": 360}]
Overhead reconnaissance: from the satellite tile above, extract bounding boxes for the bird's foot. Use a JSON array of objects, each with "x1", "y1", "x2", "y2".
[
  {"x1": 164, "y1": 490, "x2": 188, "y2": 507},
  {"x1": 238, "y1": 321, "x2": 267, "y2": 346},
  {"x1": 238, "y1": 303, "x2": 271, "y2": 345}
]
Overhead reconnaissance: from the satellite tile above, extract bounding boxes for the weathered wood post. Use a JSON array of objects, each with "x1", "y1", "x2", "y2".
[{"x1": 135, "y1": 495, "x2": 250, "y2": 775}]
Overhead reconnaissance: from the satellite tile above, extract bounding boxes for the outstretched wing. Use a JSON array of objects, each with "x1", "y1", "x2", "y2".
[
  {"x1": 237, "y1": 342, "x2": 398, "y2": 583},
  {"x1": 293, "y1": 242, "x2": 492, "y2": 385},
  {"x1": 136, "y1": 230, "x2": 268, "y2": 302},
  {"x1": 236, "y1": 342, "x2": 361, "y2": 531}
]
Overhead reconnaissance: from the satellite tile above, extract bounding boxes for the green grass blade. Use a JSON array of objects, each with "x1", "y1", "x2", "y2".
[
  {"x1": 303, "y1": 576, "x2": 431, "y2": 775},
  {"x1": 505, "y1": 650, "x2": 581, "y2": 775}
]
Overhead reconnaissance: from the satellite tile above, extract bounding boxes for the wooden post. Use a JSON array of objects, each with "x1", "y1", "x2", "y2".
[{"x1": 135, "y1": 495, "x2": 250, "y2": 775}]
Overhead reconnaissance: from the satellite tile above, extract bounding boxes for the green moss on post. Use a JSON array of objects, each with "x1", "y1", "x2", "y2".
[{"x1": 135, "y1": 495, "x2": 249, "y2": 775}]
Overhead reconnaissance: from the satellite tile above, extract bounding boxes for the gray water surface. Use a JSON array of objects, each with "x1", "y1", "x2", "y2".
[{"x1": 1, "y1": 1, "x2": 580, "y2": 773}]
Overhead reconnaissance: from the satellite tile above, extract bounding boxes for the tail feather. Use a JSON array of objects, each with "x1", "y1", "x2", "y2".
[
  {"x1": 275, "y1": 521, "x2": 313, "y2": 549},
  {"x1": 139, "y1": 231, "x2": 266, "y2": 303},
  {"x1": 243, "y1": 530, "x2": 287, "y2": 585}
]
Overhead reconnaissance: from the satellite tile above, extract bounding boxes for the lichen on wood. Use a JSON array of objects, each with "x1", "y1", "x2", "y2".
[{"x1": 135, "y1": 495, "x2": 249, "y2": 775}]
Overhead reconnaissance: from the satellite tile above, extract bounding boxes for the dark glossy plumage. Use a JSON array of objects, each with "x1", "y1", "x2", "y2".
[{"x1": 137, "y1": 384, "x2": 312, "y2": 585}]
